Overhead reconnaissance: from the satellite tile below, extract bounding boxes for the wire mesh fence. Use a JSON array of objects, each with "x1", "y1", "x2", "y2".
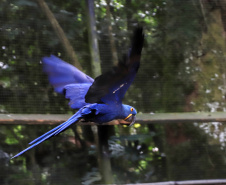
[{"x1": 1, "y1": 0, "x2": 226, "y2": 184}]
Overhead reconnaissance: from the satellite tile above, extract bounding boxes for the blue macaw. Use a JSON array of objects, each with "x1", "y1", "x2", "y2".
[{"x1": 12, "y1": 28, "x2": 144, "y2": 158}]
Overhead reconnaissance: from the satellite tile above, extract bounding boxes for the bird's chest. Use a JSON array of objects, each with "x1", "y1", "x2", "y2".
[{"x1": 82, "y1": 104, "x2": 123, "y2": 123}]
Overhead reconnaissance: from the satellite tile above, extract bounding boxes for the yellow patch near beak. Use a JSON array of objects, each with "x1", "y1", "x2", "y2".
[{"x1": 124, "y1": 114, "x2": 132, "y2": 121}]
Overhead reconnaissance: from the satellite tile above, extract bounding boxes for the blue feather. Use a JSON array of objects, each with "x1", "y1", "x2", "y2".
[
  {"x1": 42, "y1": 55, "x2": 94, "y2": 94},
  {"x1": 85, "y1": 28, "x2": 144, "y2": 104},
  {"x1": 64, "y1": 83, "x2": 91, "y2": 109},
  {"x1": 12, "y1": 110, "x2": 83, "y2": 159},
  {"x1": 42, "y1": 55, "x2": 94, "y2": 109}
]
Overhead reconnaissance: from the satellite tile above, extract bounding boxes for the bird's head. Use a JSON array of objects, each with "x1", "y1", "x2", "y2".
[{"x1": 122, "y1": 105, "x2": 137, "y2": 126}]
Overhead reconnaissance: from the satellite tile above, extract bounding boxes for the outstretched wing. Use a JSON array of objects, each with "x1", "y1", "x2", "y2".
[
  {"x1": 64, "y1": 83, "x2": 91, "y2": 109},
  {"x1": 42, "y1": 55, "x2": 94, "y2": 109},
  {"x1": 42, "y1": 55, "x2": 94, "y2": 93},
  {"x1": 85, "y1": 27, "x2": 144, "y2": 104}
]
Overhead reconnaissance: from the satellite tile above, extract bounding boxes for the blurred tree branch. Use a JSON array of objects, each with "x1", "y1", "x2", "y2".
[
  {"x1": 36, "y1": 0, "x2": 82, "y2": 70},
  {"x1": 85, "y1": 0, "x2": 101, "y2": 77},
  {"x1": 106, "y1": 0, "x2": 118, "y2": 65}
]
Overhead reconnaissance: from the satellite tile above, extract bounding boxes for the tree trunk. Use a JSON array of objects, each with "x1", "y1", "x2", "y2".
[
  {"x1": 105, "y1": 0, "x2": 118, "y2": 65},
  {"x1": 36, "y1": 0, "x2": 82, "y2": 70},
  {"x1": 85, "y1": 0, "x2": 114, "y2": 183}
]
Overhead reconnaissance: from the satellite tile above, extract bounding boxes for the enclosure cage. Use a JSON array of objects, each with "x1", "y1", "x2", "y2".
[{"x1": 1, "y1": 0, "x2": 226, "y2": 185}]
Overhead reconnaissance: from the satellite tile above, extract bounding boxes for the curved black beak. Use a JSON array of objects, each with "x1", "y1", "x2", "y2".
[{"x1": 125, "y1": 114, "x2": 136, "y2": 127}]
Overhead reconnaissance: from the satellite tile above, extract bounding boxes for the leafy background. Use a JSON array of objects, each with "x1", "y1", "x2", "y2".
[{"x1": 0, "y1": 0, "x2": 226, "y2": 184}]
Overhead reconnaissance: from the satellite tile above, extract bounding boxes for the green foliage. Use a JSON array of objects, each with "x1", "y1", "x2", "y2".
[
  {"x1": 1, "y1": 0, "x2": 226, "y2": 184},
  {"x1": 0, "y1": 0, "x2": 204, "y2": 114},
  {"x1": 0, "y1": 0, "x2": 90, "y2": 114}
]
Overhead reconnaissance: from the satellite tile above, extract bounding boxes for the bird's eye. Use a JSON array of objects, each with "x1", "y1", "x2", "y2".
[{"x1": 130, "y1": 108, "x2": 134, "y2": 112}]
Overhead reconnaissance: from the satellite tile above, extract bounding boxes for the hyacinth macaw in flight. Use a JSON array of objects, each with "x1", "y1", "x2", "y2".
[{"x1": 12, "y1": 27, "x2": 144, "y2": 158}]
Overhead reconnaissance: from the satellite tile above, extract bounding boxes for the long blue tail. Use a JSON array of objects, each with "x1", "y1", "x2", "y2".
[{"x1": 11, "y1": 111, "x2": 82, "y2": 159}]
